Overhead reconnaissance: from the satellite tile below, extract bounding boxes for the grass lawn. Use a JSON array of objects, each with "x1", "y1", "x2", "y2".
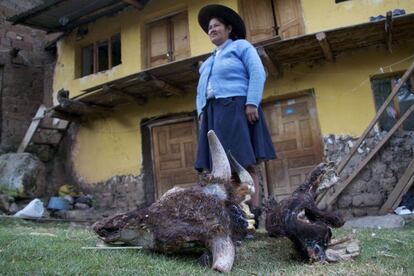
[{"x1": 0, "y1": 217, "x2": 413, "y2": 275}]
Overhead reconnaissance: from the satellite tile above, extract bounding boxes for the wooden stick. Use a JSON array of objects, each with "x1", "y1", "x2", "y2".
[
  {"x1": 336, "y1": 59, "x2": 414, "y2": 174},
  {"x1": 379, "y1": 159, "x2": 414, "y2": 214},
  {"x1": 82, "y1": 246, "x2": 143, "y2": 250},
  {"x1": 320, "y1": 103, "x2": 414, "y2": 208},
  {"x1": 0, "y1": 215, "x2": 93, "y2": 223}
]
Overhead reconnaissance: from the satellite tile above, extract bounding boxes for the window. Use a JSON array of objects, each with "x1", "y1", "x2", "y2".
[
  {"x1": 371, "y1": 74, "x2": 414, "y2": 131},
  {"x1": 240, "y1": 0, "x2": 305, "y2": 42},
  {"x1": 80, "y1": 33, "x2": 121, "y2": 77},
  {"x1": 146, "y1": 11, "x2": 190, "y2": 68}
]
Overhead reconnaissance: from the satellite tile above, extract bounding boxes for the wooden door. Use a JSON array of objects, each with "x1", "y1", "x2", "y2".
[
  {"x1": 147, "y1": 19, "x2": 170, "y2": 67},
  {"x1": 171, "y1": 12, "x2": 190, "y2": 61},
  {"x1": 262, "y1": 94, "x2": 323, "y2": 200},
  {"x1": 274, "y1": 0, "x2": 305, "y2": 38},
  {"x1": 240, "y1": 0, "x2": 277, "y2": 43},
  {"x1": 152, "y1": 120, "x2": 198, "y2": 199}
]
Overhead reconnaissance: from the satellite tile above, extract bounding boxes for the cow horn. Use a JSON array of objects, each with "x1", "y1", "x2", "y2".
[
  {"x1": 227, "y1": 151, "x2": 255, "y2": 194},
  {"x1": 208, "y1": 130, "x2": 231, "y2": 181}
]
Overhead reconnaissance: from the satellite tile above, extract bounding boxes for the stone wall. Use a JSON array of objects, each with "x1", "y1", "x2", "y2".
[
  {"x1": 0, "y1": 0, "x2": 55, "y2": 149},
  {"x1": 324, "y1": 131, "x2": 414, "y2": 219}
]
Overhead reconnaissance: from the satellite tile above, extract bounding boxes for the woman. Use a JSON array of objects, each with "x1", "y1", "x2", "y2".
[{"x1": 195, "y1": 4, "x2": 276, "y2": 220}]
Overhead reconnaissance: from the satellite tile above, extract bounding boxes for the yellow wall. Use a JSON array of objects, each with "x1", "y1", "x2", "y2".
[
  {"x1": 302, "y1": 0, "x2": 414, "y2": 33},
  {"x1": 51, "y1": 0, "x2": 414, "y2": 183}
]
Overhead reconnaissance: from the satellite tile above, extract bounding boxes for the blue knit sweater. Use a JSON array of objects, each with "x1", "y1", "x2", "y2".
[{"x1": 196, "y1": 39, "x2": 266, "y2": 117}]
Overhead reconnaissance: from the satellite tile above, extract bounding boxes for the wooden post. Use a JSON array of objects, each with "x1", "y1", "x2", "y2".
[{"x1": 17, "y1": 105, "x2": 46, "y2": 153}]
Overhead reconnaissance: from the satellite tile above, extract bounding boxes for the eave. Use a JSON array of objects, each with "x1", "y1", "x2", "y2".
[{"x1": 46, "y1": 13, "x2": 414, "y2": 121}]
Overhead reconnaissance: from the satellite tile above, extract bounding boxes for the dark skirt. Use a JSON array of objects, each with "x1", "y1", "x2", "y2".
[{"x1": 195, "y1": 96, "x2": 276, "y2": 172}]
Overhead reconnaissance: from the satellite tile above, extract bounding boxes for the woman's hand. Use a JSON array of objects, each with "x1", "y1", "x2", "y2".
[{"x1": 245, "y1": 105, "x2": 259, "y2": 124}]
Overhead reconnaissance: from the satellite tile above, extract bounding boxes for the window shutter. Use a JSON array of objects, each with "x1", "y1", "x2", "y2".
[
  {"x1": 147, "y1": 19, "x2": 170, "y2": 67},
  {"x1": 240, "y1": 0, "x2": 276, "y2": 43},
  {"x1": 274, "y1": 0, "x2": 305, "y2": 38},
  {"x1": 171, "y1": 12, "x2": 190, "y2": 61}
]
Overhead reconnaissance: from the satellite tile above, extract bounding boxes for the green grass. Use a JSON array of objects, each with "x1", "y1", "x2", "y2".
[{"x1": 0, "y1": 218, "x2": 413, "y2": 275}]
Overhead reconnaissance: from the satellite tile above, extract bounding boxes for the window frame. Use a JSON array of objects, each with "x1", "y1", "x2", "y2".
[
  {"x1": 79, "y1": 33, "x2": 122, "y2": 78},
  {"x1": 145, "y1": 9, "x2": 190, "y2": 68},
  {"x1": 370, "y1": 72, "x2": 414, "y2": 131}
]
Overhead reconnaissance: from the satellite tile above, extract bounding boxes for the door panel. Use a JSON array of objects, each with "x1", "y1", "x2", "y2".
[
  {"x1": 152, "y1": 120, "x2": 198, "y2": 199},
  {"x1": 263, "y1": 94, "x2": 323, "y2": 200}
]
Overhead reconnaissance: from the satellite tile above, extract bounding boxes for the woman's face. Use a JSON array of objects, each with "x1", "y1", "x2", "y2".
[{"x1": 208, "y1": 18, "x2": 231, "y2": 46}]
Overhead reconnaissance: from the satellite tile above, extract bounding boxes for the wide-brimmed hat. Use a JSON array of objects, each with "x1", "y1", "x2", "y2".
[{"x1": 198, "y1": 4, "x2": 246, "y2": 40}]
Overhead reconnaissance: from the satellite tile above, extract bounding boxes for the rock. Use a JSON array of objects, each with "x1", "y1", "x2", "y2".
[
  {"x1": 9, "y1": 203, "x2": 19, "y2": 214},
  {"x1": 0, "y1": 153, "x2": 46, "y2": 198},
  {"x1": 0, "y1": 194, "x2": 15, "y2": 213},
  {"x1": 74, "y1": 203, "x2": 90, "y2": 210},
  {"x1": 343, "y1": 214, "x2": 405, "y2": 229}
]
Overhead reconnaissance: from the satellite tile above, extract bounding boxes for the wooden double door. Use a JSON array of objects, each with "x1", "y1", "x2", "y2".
[
  {"x1": 150, "y1": 94, "x2": 323, "y2": 200},
  {"x1": 262, "y1": 94, "x2": 324, "y2": 200}
]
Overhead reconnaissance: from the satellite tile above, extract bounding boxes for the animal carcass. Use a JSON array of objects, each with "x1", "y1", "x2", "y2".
[
  {"x1": 265, "y1": 162, "x2": 345, "y2": 262},
  {"x1": 93, "y1": 130, "x2": 255, "y2": 273}
]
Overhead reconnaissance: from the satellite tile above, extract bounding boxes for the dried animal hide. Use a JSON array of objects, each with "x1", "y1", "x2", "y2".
[
  {"x1": 265, "y1": 162, "x2": 345, "y2": 262},
  {"x1": 93, "y1": 130, "x2": 255, "y2": 273}
]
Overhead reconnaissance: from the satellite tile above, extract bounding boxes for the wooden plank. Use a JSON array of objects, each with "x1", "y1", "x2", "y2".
[
  {"x1": 319, "y1": 103, "x2": 414, "y2": 209},
  {"x1": 379, "y1": 159, "x2": 414, "y2": 214},
  {"x1": 316, "y1": 32, "x2": 333, "y2": 62},
  {"x1": 17, "y1": 105, "x2": 46, "y2": 153},
  {"x1": 336, "y1": 60, "x2": 414, "y2": 174},
  {"x1": 149, "y1": 77, "x2": 185, "y2": 96}
]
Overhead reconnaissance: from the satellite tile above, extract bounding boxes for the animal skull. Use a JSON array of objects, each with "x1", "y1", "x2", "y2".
[{"x1": 93, "y1": 130, "x2": 254, "y2": 273}]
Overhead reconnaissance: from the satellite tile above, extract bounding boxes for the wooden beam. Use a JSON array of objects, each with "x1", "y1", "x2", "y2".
[
  {"x1": 56, "y1": 89, "x2": 112, "y2": 115},
  {"x1": 17, "y1": 105, "x2": 47, "y2": 153},
  {"x1": 316, "y1": 32, "x2": 334, "y2": 62},
  {"x1": 319, "y1": 103, "x2": 414, "y2": 209},
  {"x1": 335, "y1": 60, "x2": 414, "y2": 175},
  {"x1": 379, "y1": 159, "x2": 414, "y2": 214},
  {"x1": 149, "y1": 76, "x2": 185, "y2": 96},
  {"x1": 121, "y1": 0, "x2": 144, "y2": 9},
  {"x1": 385, "y1": 11, "x2": 393, "y2": 53},
  {"x1": 257, "y1": 47, "x2": 281, "y2": 78},
  {"x1": 102, "y1": 85, "x2": 147, "y2": 105}
]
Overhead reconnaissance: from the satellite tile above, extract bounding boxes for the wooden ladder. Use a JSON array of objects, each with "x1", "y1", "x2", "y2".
[{"x1": 17, "y1": 104, "x2": 70, "y2": 153}]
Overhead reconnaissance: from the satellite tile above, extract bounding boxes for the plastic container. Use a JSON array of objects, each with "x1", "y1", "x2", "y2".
[{"x1": 47, "y1": 196, "x2": 70, "y2": 210}]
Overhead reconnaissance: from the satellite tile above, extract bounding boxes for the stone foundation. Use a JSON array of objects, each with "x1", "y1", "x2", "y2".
[
  {"x1": 324, "y1": 131, "x2": 414, "y2": 219},
  {"x1": 83, "y1": 174, "x2": 146, "y2": 212}
]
